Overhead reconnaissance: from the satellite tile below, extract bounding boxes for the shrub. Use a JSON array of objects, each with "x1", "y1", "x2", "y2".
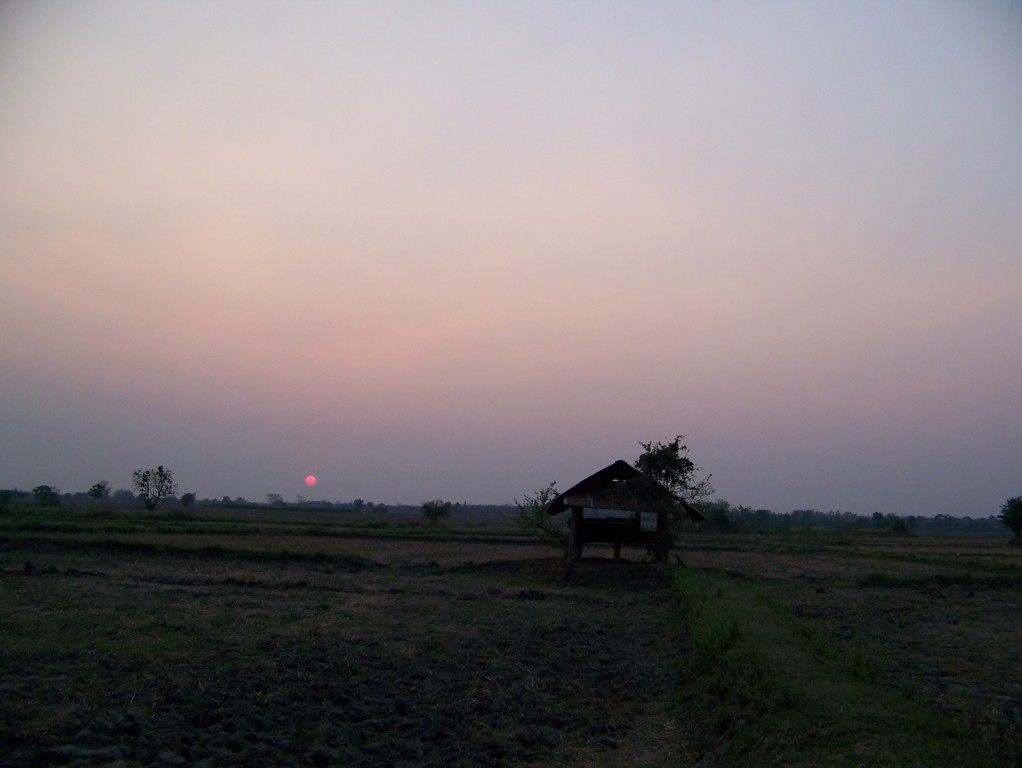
[
  {"x1": 514, "y1": 482, "x2": 567, "y2": 550},
  {"x1": 421, "y1": 499, "x2": 452, "y2": 525}
]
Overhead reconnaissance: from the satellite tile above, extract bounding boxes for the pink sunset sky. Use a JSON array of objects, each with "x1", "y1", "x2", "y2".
[{"x1": 1, "y1": 1, "x2": 1020, "y2": 516}]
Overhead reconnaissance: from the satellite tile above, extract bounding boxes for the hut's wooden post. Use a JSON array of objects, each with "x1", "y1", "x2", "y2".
[
  {"x1": 574, "y1": 508, "x2": 584, "y2": 562},
  {"x1": 564, "y1": 506, "x2": 583, "y2": 580},
  {"x1": 656, "y1": 510, "x2": 669, "y2": 563}
]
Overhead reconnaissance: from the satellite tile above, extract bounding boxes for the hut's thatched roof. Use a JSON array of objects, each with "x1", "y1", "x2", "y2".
[{"x1": 543, "y1": 460, "x2": 706, "y2": 521}]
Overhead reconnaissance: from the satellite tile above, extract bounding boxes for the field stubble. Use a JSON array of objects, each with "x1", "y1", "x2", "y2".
[
  {"x1": 1, "y1": 521, "x2": 683, "y2": 768},
  {"x1": 5, "y1": 512, "x2": 1022, "y2": 767}
]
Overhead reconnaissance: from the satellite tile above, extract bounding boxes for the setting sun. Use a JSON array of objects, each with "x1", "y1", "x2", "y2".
[{"x1": 304, "y1": 475, "x2": 317, "y2": 488}]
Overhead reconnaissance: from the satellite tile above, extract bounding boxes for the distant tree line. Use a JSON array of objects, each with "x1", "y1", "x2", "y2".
[
  {"x1": 0, "y1": 487, "x2": 505, "y2": 519},
  {"x1": 1, "y1": 465, "x2": 190, "y2": 512},
  {"x1": 0, "y1": 481, "x2": 1014, "y2": 538},
  {"x1": 691, "y1": 498, "x2": 1005, "y2": 536}
]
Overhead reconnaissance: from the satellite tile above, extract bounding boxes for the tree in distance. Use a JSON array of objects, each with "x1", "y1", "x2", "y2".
[
  {"x1": 265, "y1": 493, "x2": 284, "y2": 507},
  {"x1": 31, "y1": 485, "x2": 61, "y2": 507},
  {"x1": 999, "y1": 496, "x2": 1022, "y2": 543},
  {"x1": 180, "y1": 492, "x2": 196, "y2": 508},
  {"x1": 88, "y1": 481, "x2": 110, "y2": 508},
  {"x1": 421, "y1": 498, "x2": 452, "y2": 526},
  {"x1": 132, "y1": 466, "x2": 178, "y2": 511}
]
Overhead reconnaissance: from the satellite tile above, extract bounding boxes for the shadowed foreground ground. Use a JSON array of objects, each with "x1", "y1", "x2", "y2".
[{"x1": 1, "y1": 537, "x2": 683, "y2": 767}]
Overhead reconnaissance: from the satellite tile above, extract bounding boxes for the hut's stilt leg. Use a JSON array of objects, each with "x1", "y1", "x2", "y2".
[
  {"x1": 656, "y1": 510, "x2": 669, "y2": 563},
  {"x1": 565, "y1": 507, "x2": 582, "y2": 580}
]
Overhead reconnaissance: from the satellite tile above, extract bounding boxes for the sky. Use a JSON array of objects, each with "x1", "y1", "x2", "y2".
[{"x1": 1, "y1": 1, "x2": 1020, "y2": 516}]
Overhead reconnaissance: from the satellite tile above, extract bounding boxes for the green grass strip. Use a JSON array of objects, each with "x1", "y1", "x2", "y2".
[{"x1": 670, "y1": 568, "x2": 1007, "y2": 767}]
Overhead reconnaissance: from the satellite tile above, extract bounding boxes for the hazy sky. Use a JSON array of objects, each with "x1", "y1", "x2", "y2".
[{"x1": 2, "y1": 1, "x2": 1020, "y2": 516}]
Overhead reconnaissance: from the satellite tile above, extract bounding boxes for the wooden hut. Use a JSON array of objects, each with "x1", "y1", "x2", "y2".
[{"x1": 544, "y1": 460, "x2": 706, "y2": 579}]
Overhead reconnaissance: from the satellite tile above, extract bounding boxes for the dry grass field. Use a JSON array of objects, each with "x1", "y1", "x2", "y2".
[
  {"x1": 676, "y1": 532, "x2": 1022, "y2": 763},
  {"x1": 2, "y1": 507, "x2": 1020, "y2": 767},
  {"x1": 1, "y1": 511, "x2": 683, "y2": 767}
]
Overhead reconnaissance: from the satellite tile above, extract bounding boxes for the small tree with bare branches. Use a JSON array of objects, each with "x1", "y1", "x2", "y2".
[
  {"x1": 514, "y1": 482, "x2": 566, "y2": 551},
  {"x1": 132, "y1": 466, "x2": 177, "y2": 511}
]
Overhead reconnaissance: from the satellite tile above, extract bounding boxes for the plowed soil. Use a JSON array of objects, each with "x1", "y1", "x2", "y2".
[{"x1": 1, "y1": 536, "x2": 683, "y2": 767}]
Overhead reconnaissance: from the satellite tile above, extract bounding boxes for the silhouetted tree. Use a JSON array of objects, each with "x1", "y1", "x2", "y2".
[
  {"x1": 132, "y1": 466, "x2": 177, "y2": 511},
  {"x1": 635, "y1": 435, "x2": 714, "y2": 505},
  {"x1": 180, "y1": 492, "x2": 196, "y2": 508},
  {"x1": 999, "y1": 496, "x2": 1022, "y2": 542},
  {"x1": 352, "y1": 498, "x2": 365, "y2": 513},
  {"x1": 32, "y1": 485, "x2": 60, "y2": 507},
  {"x1": 88, "y1": 481, "x2": 110, "y2": 508},
  {"x1": 265, "y1": 493, "x2": 284, "y2": 506},
  {"x1": 421, "y1": 499, "x2": 452, "y2": 525}
]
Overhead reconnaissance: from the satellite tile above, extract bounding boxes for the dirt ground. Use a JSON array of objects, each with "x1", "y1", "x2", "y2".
[
  {"x1": 6, "y1": 526, "x2": 1020, "y2": 766},
  {"x1": 0, "y1": 537, "x2": 685, "y2": 768}
]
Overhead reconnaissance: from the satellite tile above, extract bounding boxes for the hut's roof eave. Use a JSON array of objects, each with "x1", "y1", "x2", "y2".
[{"x1": 544, "y1": 460, "x2": 706, "y2": 521}]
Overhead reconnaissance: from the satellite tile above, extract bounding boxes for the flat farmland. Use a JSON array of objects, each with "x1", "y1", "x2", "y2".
[
  {"x1": 2, "y1": 508, "x2": 1020, "y2": 767},
  {"x1": 0, "y1": 510, "x2": 682, "y2": 768}
]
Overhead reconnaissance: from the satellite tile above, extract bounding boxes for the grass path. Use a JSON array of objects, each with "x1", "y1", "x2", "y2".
[{"x1": 670, "y1": 565, "x2": 1017, "y2": 767}]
